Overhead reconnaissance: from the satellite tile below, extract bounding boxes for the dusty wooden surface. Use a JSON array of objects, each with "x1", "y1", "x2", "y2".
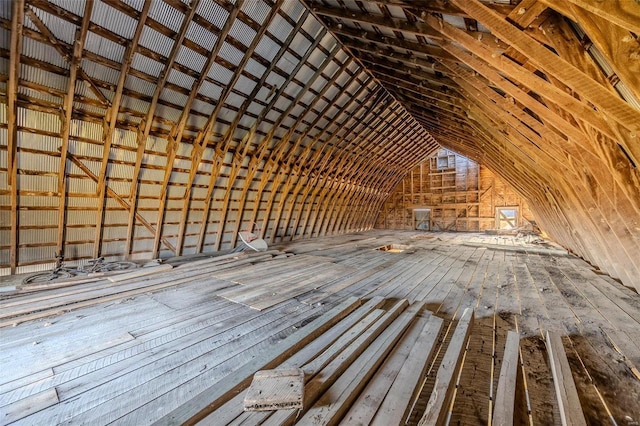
[{"x1": 1, "y1": 230, "x2": 639, "y2": 425}]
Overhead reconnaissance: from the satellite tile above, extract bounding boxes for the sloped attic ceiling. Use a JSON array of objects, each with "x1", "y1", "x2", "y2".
[
  {"x1": 1, "y1": 0, "x2": 640, "y2": 292},
  {"x1": 304, "y1": 0, "x2": 640, "y2": 291}
]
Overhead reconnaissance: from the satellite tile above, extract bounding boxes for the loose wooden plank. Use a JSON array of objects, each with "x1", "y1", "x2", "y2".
[
  {"x1": 261, "y1": 300, "x2": 415, "y2": 426},
  {"x1": 418, "y1": 307, "x2": 475, "y2": 426},
  {"x1": 1, "y1": 388, "x2": 59, "y2": 424},
  {"x1": 243, "y1": 367, "x2": 304, "y2": 411},
  {"x1": 152, "y1": 296, "x2": 362, "y2": 425},
  {"x1": 339, "y1": 314, "x2": 433, "y2": 426},
  {"x1": 106, "y1": 265, "x2": 173, "y2": 282},
  {"x1": 296, "y1": 302, "x2": 425, "y2": 425},
  {"x1": 197, "y1": 297, "x2": 388, "y2": 426},
  {"x1": 545, "y1": 331, "x2": 587, "y2": 426},
  {"x1": 492, "y1": 331, "x2": 520, "y2": 426},
  {"x1": 371, "y1": 315, "x2": 444, "y2": 425}
]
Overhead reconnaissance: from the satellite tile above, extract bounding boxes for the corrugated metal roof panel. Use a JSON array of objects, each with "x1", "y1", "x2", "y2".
[
  {"x1": 155, "y1": 103, "x2": 182, "y2": 122},
  {"x1": 186, "y1": 22, "x2": 218, "y2": 51},
  {"x1": 186, "y1": 113, "x2": 208, "y2": 130},
  {"x1": 120, "y1": 95, "x2": 151, "y2": 115},
  {"x1": 127, "y1": 53, "x2": 165, "y2": 78},
  {"x1": 190, "y1": 98, "x2": 215, "y2": 115},
  {"x1": 159, "y1": 87, "x2": 189, "y2": 107},
  {"x1": 149, "y1": 0, "x2": 184, "y2": 33},
  {"x1": 243, "y1": 58, "x2": 266, "y2": 79},
  {"x1": 48, "y1": 0, "x2": 87, "y2": 17},
  {"x1": 254, "y1": 35, "x2": 280, "y2": 61},
  {"x1": 267, "y1": 14, "x2": 292, "y2": 42},
  {"x1": 84, "y1": 32, "x2": 126, "y2": 64},
  {"x1": 69, "y1": 120, "x2": 103, "y2": 143},
  {"x1": 207, "y1": 62, "x2": 233, "y2": 85},
  {"x1": 281, "y1": 1, "x2": 305, "y2": 21},
  {"x1": 125, "y1": 73, "x2": 157, "y2": 95},
  {"x1": 276, "y1": 51, "x2": 298, "y2": 74},
  {"x1": 67, "y1": 176, "x2": 97, "y2": 194},
  {"x1": 232, "y1": 74, "x2": 256, "y2": 95},
  {"x1": 0, "y1": 0, "x2": 11, "y2": 19},
  {"x1": 18, "y1": 108, "x2": 61, "y2": 134},
  {"x1": 81, "y1": 59, "x2": 120, "y2": 85},
  {"x1": 175, "y1": 46, "x2": 206, "y2": 73},
  {"x1": 92, "y1": 0, "x2": 137, "y2": 39},
  {"x1": 218, "y1": 42, "x2": 243, "y2": 66},
  {"x1": 139, "y1": 26, "x2": 174, "y2": 58},
  {"x1": 225, "y1": 92, "x2": 244, "y2": 109},
  {"x1": 166, "y1": 68, "x2": 196, "y2": 90},
  {"x1": 22, "y1": 37, "x2": 68, "y2": 69},
  {"x1": 242, "y1": 0, "x2": 270, "y2": 25},
  {"x1": 197, "y1": 0, "x2": 229, "y2": 29},
  {"x1": 198, "y1": 79, "x2": 223, "y2": 99},
  {"x1": 301, "y1": 14, "x2": 322, "y2": 37},
  {"x1": 229, "y1": 19, "x2": 256, "y2": 48}
]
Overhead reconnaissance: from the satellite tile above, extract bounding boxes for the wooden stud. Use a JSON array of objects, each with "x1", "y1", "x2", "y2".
[{"x1": 8, "y1": 0, "x2": 24, "y2": 274}]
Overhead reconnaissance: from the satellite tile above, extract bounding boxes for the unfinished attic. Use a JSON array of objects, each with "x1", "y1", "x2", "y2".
[{"x1": 1, "y1": 0, "x2": 640, "y2": 424}]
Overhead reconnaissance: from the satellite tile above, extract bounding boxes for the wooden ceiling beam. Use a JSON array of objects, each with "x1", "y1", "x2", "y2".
[
  {"x1": 448, "y1": 0, "x2": 640, "y2": 160},
  {"x1": 541, "y1": 0, "x2": 640, "y2": 35},
  {"x1": 308, "y1": 1, "x2": 508, "y2": 51}
]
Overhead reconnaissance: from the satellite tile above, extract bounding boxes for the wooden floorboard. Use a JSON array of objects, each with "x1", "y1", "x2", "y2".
[{"x1": 2, "y1": 230, "x2": 639, "y2": 425}]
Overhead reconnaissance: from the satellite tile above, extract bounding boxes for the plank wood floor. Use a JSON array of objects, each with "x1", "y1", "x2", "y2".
[{"x1": 1, "y1": 230, "x2": 639, "y2": 425}]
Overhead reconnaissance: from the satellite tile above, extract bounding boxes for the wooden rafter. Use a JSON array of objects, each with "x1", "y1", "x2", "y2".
[
  {"x1": 56, "y1": 0, "x2": 93, "y2": 259},
  {"x1": 92, "y1": 0, "x2": 152, "y2": 258},
  {"x1": 125, "y1": 0, "x2": 201, "y2": 258},
  {"x1": 150, "y1": 0, "x2": 240, "y2": 258},
  {"x1": 448, "y1": 0, "x2": 640, "y2": 160},
  {"x1": 174, "y1": 0, "x2": 283, "y2": 255},
  {"x1": 193, "y1": 9, "x2": 315, "y2": 252}
]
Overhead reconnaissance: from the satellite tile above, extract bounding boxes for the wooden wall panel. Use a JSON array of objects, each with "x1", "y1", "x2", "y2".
[{"x1": 376, "y1": 149, "x2": 535, "y2": 233}]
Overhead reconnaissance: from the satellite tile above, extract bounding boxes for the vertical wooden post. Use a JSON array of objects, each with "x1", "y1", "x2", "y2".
[
  {"x1": 56, "y1": 0, "x2": 93, "y2": 259},
  {"x1": 93, "y1": 0, "x2": 151, "y2": 258},
  {"x1": 8, "y1": 0, "x2": 24, "y2": 274}
]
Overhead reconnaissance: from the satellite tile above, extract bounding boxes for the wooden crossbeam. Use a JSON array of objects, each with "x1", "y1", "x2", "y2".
[
  {"x1": 449, "y1": 0, "x2": 640, "y2": 162},
  {"x1": 66, "y1": 152, "x2": 176, "y2": 253},
  {"x1": 542, "y1": 0, "x2": 640, "y2": 34}
]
